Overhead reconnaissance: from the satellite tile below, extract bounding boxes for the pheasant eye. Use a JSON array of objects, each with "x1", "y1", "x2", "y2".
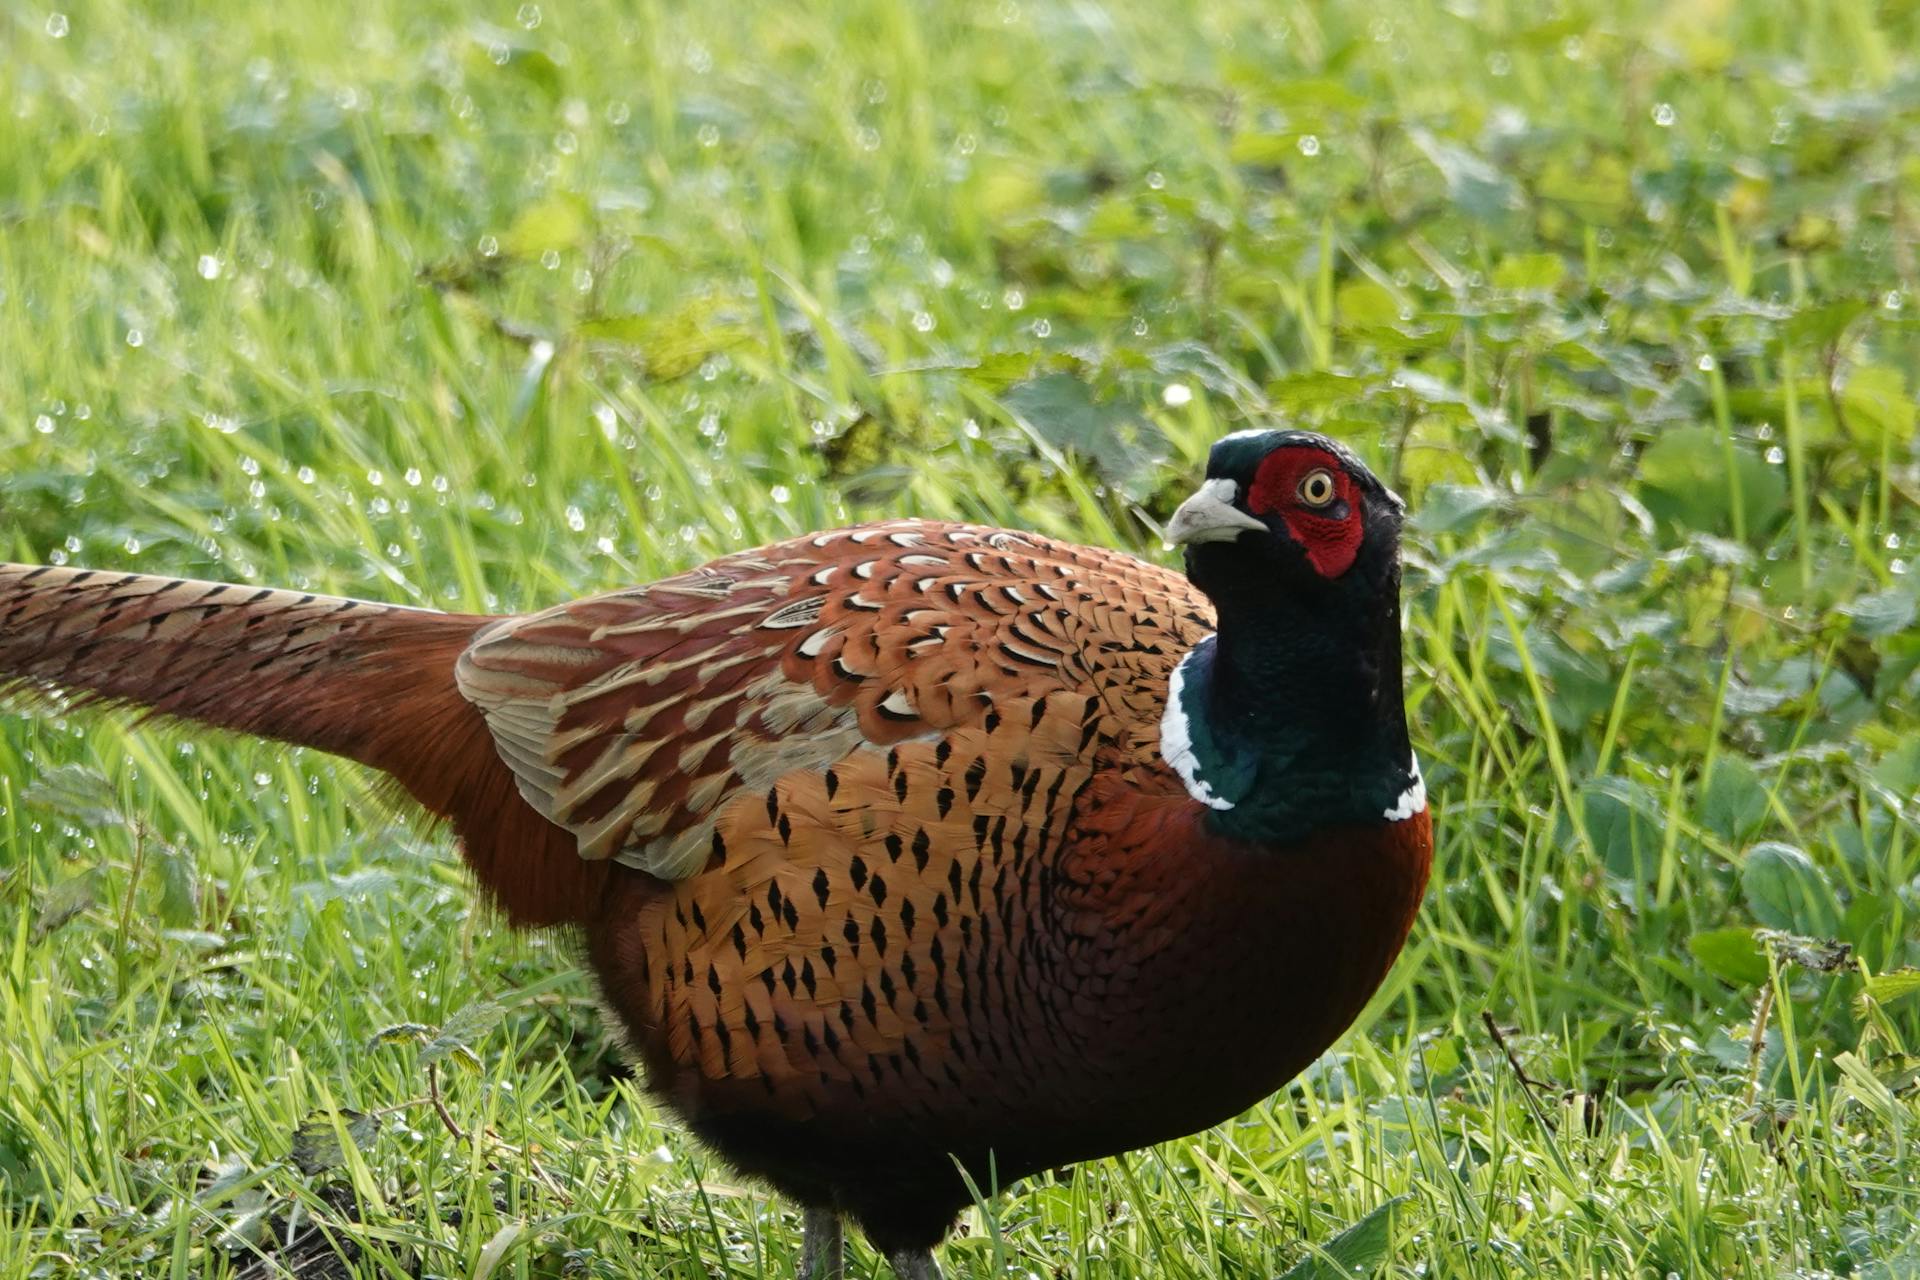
[{"x1": 1297, "y1": 469, "x2": 1336, "y2": 508}]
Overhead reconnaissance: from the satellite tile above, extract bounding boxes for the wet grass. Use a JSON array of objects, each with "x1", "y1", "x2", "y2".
[{"x1": 2, "y1": 0, "x2": 1919, "y2": 1275}]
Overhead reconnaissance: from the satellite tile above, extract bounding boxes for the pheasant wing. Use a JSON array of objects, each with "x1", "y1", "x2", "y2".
[{"x1": 453, "y1": 520, "x2": 1211, "y2": 880}]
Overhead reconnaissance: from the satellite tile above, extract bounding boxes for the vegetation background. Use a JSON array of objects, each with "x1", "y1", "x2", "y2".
[{"x1": 3, "y1": 0, "x2": 1919, "y2": 1275}]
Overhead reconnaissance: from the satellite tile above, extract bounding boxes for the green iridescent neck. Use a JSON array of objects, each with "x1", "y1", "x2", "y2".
[{"x1": 1159, "y1": 603, "x2": 1420, "y2": 845}]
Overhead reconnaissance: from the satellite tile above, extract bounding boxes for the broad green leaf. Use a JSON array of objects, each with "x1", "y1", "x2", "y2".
[
  {"x1": 1409, "y1": 484, "x2": 1504, "y2": 535},
  {"x1": 1837, "y1": 364, "x2": 1916, "y2": 451},
  {"x1": 1742, "y1": 842, "x2": 1841, "y2": 935},
  {"x1": 290, "y1": 1109, "x2": 380, "y2": 1175},
  {"x1": 1000, "y1": 374, "x2": 1161, "y2": 489},
  {"x1": 503, "y1": 194, "x2": 591, "y2": 258},
  {"x1": 1278, "y1": 1195, "x2": 1408, "y2": 1280},
  {"x1": 1702, "y1": 756, "x2": 1769, "y2": 845},
  {"x1": 957, "y1": 351, "x2": 1049, "y2": 391},
  {"x1": 1337, "y1": 281, "x2": 1402, "y2": 330},
  {"x1": 367, "y1": 1023, "x2": 433, "y2": 1050},
  {"x1": 33, "y1": 872, "x2": 98, "y2": 940},
  {"x1": 1408, "y1": 128, "x2": 1518, "y2": 220},
  {"x1": 1874, "y1": 738, "x2": 1920, "y2": 796},
  {"x1": 1689, "y1": 927, "x2": 1769, "y2": 987},
  {"x1": 1582, "y1": 777, "x2": 1663, "y2": 881},
  {"x1": 1492, "y1": 253, "x2": 1566, "y2": 292},
  {"x1": 22, "y1": 764, "x2": 126, "y2": 829},
  {"x1": 467, "y1": 25, "x2": 564, "y2": 100},
  {"x1": 1863, "y1": 969, "x2": 1920, "y2": 1005},
  {"x1": 1268, "y1": 370, "x2": 1367, "y2": 412},
  {"x1": 1783, "y1": 298, "x2": 1870, "y2": 350},
  {"x1": 1637, "y1": 426, "x2": 1786, "y2": 540},
  {"x1": 576, "y1": 301, "x2": 756, "y2": 380},
  {"x1": 422, "y1": 999, "x2": 506, "y2": 1065},
  {"x1": 156, "y1": 844, "x2": 200, "y2": 928},
  {"x1": 1840, "y1": 588, "x2": 1918, "y2": 638},
  {"x1": 1227, "y1": 132, "x2": 1298, "y2": 168}
]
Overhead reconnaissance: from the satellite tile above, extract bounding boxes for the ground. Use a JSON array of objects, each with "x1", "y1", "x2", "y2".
[{"x1": 2, "y1": 0, "x2": 1919, "y2": 1276}]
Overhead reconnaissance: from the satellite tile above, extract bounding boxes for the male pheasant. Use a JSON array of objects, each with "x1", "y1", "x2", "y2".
[{"x1": 0, "y1": 430, "x2": 1430, "y2": 1278}]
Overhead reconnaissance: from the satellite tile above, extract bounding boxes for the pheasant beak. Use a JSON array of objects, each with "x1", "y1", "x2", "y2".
[{"x1": 1164, "y1": 479, "x2": 1268, "y2": 548}]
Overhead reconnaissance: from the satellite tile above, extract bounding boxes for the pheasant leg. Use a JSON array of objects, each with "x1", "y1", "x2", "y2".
[
  {"x1": 885, "y1": 1248, "x2": 942, "y2": 1280},
  {"x1": 800, "y1": 1207, "x2": 844, "y2": 1280}
]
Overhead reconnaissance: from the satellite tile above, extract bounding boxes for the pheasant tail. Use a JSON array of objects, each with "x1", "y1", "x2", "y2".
[{"x1": 0, "y1": 564, "x2": 602, "y2": 925}]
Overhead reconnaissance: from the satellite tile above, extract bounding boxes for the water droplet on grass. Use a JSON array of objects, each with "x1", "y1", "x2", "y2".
[{"x1": 45, "y1": 12, "x2": 68, "y2": 37}]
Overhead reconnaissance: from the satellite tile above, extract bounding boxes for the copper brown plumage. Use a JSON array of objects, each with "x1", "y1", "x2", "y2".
[{"x1": 0, "y1": 430, "x2": 1432, "y2": 1278}]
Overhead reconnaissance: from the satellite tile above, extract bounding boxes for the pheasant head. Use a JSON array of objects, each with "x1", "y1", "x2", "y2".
[{"x1": 1160, "y1": 430, "x2": 1422, "y2": 844}]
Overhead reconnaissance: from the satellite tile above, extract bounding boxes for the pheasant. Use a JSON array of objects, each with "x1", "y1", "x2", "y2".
[{"x1": 0, "y1": 429, "x2": 1430, "y2": 1278}]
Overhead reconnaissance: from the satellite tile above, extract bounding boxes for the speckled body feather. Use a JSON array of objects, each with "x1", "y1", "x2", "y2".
[{"x1": 0, "y1": 500, "x2": 1431, "y2": 1259}]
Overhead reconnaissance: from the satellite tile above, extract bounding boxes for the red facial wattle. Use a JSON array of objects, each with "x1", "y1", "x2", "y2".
[{"x1": 1246, "y1": 448, "x2": 1366, "y2": 578}]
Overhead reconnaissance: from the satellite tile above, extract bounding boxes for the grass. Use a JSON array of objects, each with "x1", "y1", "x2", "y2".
[{"x1": 3, "y1": 0, "x2": 1919, "y2": 1275}]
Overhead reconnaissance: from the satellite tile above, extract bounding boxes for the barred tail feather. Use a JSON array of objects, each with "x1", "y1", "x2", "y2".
[{"x1": 0, "y1": 563, "x2": 606, "y2": 926}]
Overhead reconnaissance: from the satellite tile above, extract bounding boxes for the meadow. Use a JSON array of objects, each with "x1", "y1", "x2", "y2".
[{"x1": 3, "y1": 0, "x2": 1919, "y2": 1275}]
